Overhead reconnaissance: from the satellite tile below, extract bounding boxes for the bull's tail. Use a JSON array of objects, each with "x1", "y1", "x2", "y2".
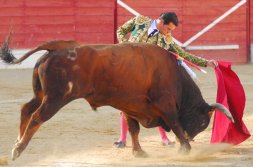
[
  {"x1": 0, "y1": 33, "x2": 79, "y2": 64},
  {"x1": 210, "y1": 103, "x2": 235, "y2": 123}
]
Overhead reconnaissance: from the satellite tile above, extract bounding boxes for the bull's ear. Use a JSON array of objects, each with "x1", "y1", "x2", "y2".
[
  {"x1": 208, "y1": 111, "x2": 214, "y2": 118},
  {"x1": 208, "y1": 106, "x2": 216, "y2": 118},
  {"x1": 209, "y1": 105, "x2": 216, "y2": 112}
]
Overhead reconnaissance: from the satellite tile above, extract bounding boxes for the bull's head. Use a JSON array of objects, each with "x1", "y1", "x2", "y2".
[{"x1": 181, "y1": 103, "x2": 234, "y2": 141}]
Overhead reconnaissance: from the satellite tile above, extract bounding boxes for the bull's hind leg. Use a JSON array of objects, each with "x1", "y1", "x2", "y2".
[
  {"x1": 17, "y1": 67, "x2": 44, "y2": 142},
  {"x1": 125, "y1": 115, "x2": 147, "y2": 157},
  {"x1": 12, "y1": 96, "x2": 68, "y2": 160},
  {"x1": 17, "y1": 97, "x2": 42, "y2": 142}
]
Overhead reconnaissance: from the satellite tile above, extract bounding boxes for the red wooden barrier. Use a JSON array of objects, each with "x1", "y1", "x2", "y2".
[
  {"x1": 0, "y1": 0, "x2": 114, "y2": 48},
  {"x1": 0, "y1": 0, "x2": 251, "y2": 63}
]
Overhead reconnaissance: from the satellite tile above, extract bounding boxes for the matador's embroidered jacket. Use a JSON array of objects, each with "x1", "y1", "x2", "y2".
[{"x1": 117, "y1": 15, "x2": 208, "y2": 67}]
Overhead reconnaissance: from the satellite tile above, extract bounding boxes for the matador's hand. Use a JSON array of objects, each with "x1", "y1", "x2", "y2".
[{"x1": 207, "y1": 59, "x2": 218, "y2": 68}]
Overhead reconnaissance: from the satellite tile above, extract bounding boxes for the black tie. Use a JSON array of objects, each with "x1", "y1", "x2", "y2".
[{"x1": 148, "y1": 29, "x2": 158, "y2": 38}]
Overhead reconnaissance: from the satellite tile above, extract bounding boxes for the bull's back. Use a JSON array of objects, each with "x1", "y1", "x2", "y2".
[
  {"x1": 92, "y1": 43, "x2": 179, "y2": 91},
  {"x1": 35, "y1": 42, "x2": 181, "y2": 99}
]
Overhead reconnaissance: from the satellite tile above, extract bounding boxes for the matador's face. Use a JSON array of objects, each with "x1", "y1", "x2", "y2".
[{"x1": 157, "y1": 20, "x2": 176, "y2": 35}]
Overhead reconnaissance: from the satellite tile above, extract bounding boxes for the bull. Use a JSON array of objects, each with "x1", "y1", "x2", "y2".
[{"x1": 0, "y1": 37, "x2": 234, "y2": 160}]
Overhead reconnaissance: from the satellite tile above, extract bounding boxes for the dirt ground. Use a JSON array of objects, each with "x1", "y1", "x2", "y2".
[{"x1": 0, "y1": 64, "x2": 252, "y2": 167}]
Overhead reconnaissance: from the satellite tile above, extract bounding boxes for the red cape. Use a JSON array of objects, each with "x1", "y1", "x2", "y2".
[{"x1": 211, "y1": 61, "x2": 250, "y2": 144}]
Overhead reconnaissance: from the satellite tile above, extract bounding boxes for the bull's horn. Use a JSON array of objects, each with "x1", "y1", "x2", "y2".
[{"x1": 210, "y1": 103, "x2": 235, "y2": 123}]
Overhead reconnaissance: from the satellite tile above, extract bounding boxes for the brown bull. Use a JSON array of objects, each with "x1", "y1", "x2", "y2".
[{"x1": 0, "y1": 39, "x2": 234, "y2": 160}]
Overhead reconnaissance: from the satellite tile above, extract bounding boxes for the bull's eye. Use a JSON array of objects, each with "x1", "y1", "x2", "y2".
[{"x1": 200, "y1": 120, "x2": 207, "y2": 128}]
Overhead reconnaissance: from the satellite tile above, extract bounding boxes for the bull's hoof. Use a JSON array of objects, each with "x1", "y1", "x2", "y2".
[
  {"x1": 162, "y1": 141, "x2": 176, "y2": 146},
  {"x1": 178, "y1": 144, "x2": 191, "y2": 155},
  {"x1": 14, "y1": 138, "x2": 20, "y2": 144},
  {"x1": 12, "y1": 146, "x2": 21, "y2": 161},
  {"x1": 179, "y1": 147, "x2": 190, "y2": 155},
  {"x1": 133, "y1": 149, "x2": 148, "y2": 158}
]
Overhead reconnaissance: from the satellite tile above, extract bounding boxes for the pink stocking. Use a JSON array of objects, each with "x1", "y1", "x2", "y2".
[
  {"x1": 158, "y1": 126, "x2": 171, "y2": 144},
  {"x1": 118, "y1": 112, "x2": 128, "y2": 143}
]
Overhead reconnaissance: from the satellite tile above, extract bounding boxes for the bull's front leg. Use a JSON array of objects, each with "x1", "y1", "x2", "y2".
[
  {"x1": 124, "y1": 114, "x2": 147, "y2": 157},
  {"x1": 163, "y1": 112, "x2": 191, "y2": 154}
]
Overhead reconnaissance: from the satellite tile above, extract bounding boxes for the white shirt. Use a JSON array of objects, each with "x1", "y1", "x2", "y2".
[{"x1": 148, "y1": 20, "x2": 159, "y2": 36}]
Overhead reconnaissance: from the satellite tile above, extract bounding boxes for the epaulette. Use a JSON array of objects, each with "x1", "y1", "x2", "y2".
[
  {"x1": 135, "y1": 15, "x2": 152, "y2": 25},
  {"x1": 163, "y1": 33, "x2": 173, "y2": 44}
]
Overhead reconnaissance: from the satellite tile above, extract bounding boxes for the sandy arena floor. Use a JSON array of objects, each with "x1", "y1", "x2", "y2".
[{"x1": 0, "y1": 64, "x2": 252, "y2": 167}]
